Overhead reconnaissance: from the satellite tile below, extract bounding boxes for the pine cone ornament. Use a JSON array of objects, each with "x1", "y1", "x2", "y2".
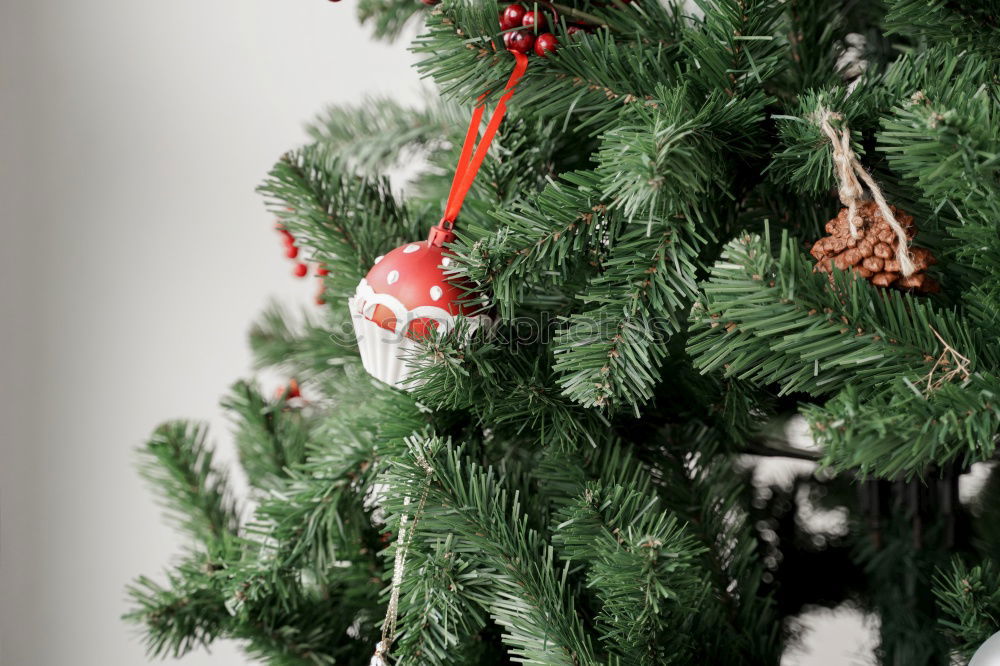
[{"x1": 810, "y1": 201, "x2": 939, "y2": 294}]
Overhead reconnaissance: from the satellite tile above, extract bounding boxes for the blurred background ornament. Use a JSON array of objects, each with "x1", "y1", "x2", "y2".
[{"x1": 971, "y1": 631, "x2": 1000, "y2": 666}]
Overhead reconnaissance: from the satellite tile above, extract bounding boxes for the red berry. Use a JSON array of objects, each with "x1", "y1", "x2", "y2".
[
  {"x1": 534, "y1": 32, "x2": 558, "y2": 57},
  {"x1": 316, "y1": 264, "x2": 330, "y2": 276},
  {"x1": 293, "y1": 263, "x2": 308, "y2": 277},
  {"x1": 421, "y1": 0, "x2": 439, "y2": 5},
  {"x1": 500, "y1": 3, "x2": 526, "y2": 30},
  {"x1": 285, "y1": 245, "x2": 299, "y2": 259},
  {"x1": 567, "y1": 25, "x2": 582, "y2": 36},
  {"x1": 507, "y1": 30, "x2": 535, "y2": 54},
  {"x1": 521, "y1": 10, "x2": 546, "y2": 32},
  {"x1": 287, "y1": 379, "x2": 301, "y2": 398}
]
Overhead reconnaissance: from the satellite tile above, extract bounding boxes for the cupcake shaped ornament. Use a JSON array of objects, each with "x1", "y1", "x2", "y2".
[
  {"x1": 348, "y1": 51, "x2": 529, "y2": 389},
  {"x1": 348, "y1": 223, "x2": 491, "y2": 388}
]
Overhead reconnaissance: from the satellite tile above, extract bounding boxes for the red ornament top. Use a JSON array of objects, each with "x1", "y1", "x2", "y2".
[{"x1": 357, "y1": 239, "x2": 478, "y2": 338}]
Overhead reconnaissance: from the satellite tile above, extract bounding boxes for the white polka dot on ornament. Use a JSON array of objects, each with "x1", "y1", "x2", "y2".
[
  {"x1": 429, "y1": 286, "x2": 443, "y2": 301},
  {"x1": 387, "y1": 270, "x2": 399, "y2": 284}
]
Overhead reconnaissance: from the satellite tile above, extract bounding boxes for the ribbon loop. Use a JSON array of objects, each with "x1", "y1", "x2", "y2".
[{"x1": 428, "y1": 51, "x2": 529, "y2": 246}]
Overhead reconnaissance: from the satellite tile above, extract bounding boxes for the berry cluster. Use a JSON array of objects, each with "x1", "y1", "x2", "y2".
[
  {"x1": 276, "y1": 223, "x2": 329, "y2": 305},
  {"x1": 274, "y1": 378, "x2": 301, "y2": 401},
  {"x1": 277, "y1": 223, "x2": 309, "y2": 277},
  {"x1": 499, "y1": 3, "x2": 558, "y2": 57}
]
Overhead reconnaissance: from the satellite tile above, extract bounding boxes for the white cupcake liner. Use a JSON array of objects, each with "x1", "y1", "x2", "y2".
[
  {"x1": 349, "y1": 283, "x2": 494, "y2": 390},
  {"x1": 349, "y1": 296, "x2": 423, "y2": 389}
]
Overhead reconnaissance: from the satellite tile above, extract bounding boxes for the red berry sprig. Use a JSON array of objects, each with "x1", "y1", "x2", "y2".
[
  {"x1": 499, "y1": 3, "x2": 558, "y2": 57},
  {"x1": 315, "y1": 264, "x2": 329, "y2": 305},
  {"x1": 276, "y1": 222, "x2": 329, "y2": 306},
  {"x1": 277, "y1": 223, "x2": 312, "y2": 278},
  {"x1": 275, "y1": 378, "x2": 302, "y2": 401}
]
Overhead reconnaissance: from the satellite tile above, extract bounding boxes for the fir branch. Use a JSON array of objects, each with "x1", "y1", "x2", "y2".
[
  {"x1": 520, "y1": 33, "x2": 684, "y2": 133},
  {"x1": 532, "y1": 437, "x2": 653, "y2": 514},
  {"x1": 258, "y1": 149, "x2": 422, "y2": 300},
  {"x1": 768, "y1": 89, "x2": 868, "y2": 196},
  {"x1": 250, "y1": 471, "x2": 381, "y2": 575},
  {"x1": 306, "y1": 97, "x2": 463, "y2": 175},
  {"x1": 412, "y1": 2, "x2": 515, "y2": 105},
  {"x1": 222, "y1": 380, "x2": 311, "y2": 491},
  {"x1": 884, "y1": 0, "x2": 1000, "y2": 61},
  {"x1": 382, "y1": 435, "x2": 599, "y2": 665},
  {"x1": 553, "y1": 223, "x2": 702, "y2": 413},
  {"x1": 643, "y1": 423, "x2": 781, "y2": 664},
  {"x1": 125, "y1": 560, "x2": 232, "y2": 659},
  {"x1": 877, "y1": 68, "x2": 1000, "y2": 320},
  {"x1": 934, "y1": 559, "x2": 1000, "y2": 662},
  {"x1": 644, "y1": 425, "x2": 782, "y2": 663},
  {"x1": 139, "y1": 421, "x2": 241, "y2": 553},
  {"x1": 682, "y1": 0, "x2": 785, "y2": 95},
  {"x1": 397, "y1": 321, "x2": 613, "y2": 451},
  {"x1": 356, "y1": 0, "x2": 426, "y2": 41},
  {"x1": 248, "y1": 303, "x2": 360, "y2": 381},
  {"x1": 804, "y1": 373, "x2": 1000, "y2": 478},
  {"x1": 390, "y1": 535, "x2": 494, "y2": 665},
  {"x1": 249, "y1": 391, "x2": 426, "y2": 574},
  {"x1": 453, "y1": 170, "x2": 621, "y2": 322},
  {"x1": 552, "y1": 483, "x2": 708, "y2": 664},
  {"x1": 688, "y1": 227, "x2": 981, "y2": 398},
  {"x1": 222, "y1": 562, "x2": 372, "y2": 664},
  {"x1": 776, "y1": 0, "x2": 847, "y2": 93},
  {"x1": 596, "y1": 92, "x2": 727, "y2": 221},
  {"x1": 553, "y1": 84, "x2": 771, "y2": 413},
  {"x1": 413, "y1": 4, "x2": 686, "y2": 134}
]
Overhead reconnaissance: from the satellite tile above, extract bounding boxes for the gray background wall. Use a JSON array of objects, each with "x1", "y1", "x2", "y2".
[{"x1": 0, "y1": 1, "x2": 872, "y2": 663}]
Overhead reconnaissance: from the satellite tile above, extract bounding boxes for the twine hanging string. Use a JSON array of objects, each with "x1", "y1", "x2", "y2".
[
  {"x1": 815, "y1": 107, "x2": 916, "y2": 277},
  {"x1": 371, "y1": 452, "x2": 435, "y2": 666},
  {"x1": 428, "y1": 51, "x2": 529, "y2": 246}
]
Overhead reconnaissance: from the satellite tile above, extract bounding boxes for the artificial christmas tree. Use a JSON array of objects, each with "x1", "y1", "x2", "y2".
[{"x1": 126, "y1": 1, "x2": 1000, "y2": 664}]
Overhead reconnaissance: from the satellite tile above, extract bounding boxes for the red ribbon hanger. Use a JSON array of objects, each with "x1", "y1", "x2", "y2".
[{"x1": 428, "y1": 51, "x2": 530, "y2": 247}]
